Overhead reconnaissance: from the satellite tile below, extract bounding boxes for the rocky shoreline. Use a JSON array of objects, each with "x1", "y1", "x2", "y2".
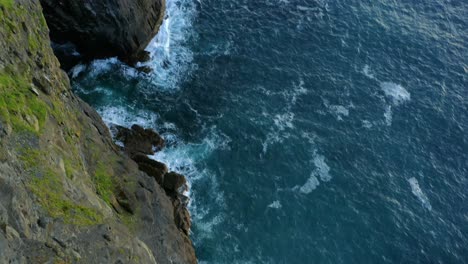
[
  {"x1": 0, "y1": 0, "x2": 196, "y2": 263},
  {"x1": 114, "y1": 124, "x2": 192, "y2": 235}
]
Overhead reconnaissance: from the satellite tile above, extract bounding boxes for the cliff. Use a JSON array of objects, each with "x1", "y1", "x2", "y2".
[
  {"x1": 0, "y1": 0, "x2": 196, "y2": 263},
  {"x1": 39, "y1": 0, "x2": 165, "y2": 64}
]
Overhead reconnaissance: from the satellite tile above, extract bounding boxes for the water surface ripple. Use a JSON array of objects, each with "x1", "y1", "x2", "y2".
[{"x1": 71, "y1": 0, "x2": 467, "y2": 263}]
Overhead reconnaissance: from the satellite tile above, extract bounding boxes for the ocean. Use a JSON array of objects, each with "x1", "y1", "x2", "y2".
[{"x1": 70, "y1": 0, "x2": 468, "y2": 263}]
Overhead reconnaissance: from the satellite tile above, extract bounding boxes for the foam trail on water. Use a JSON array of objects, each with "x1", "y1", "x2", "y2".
[
  {"x1": 274, "y1": 113, "x2": 295, "y2": 130},
  {"x1": 70, "y1": 64, "x2": 86, "y2": 79},
  {"x1": 298, "y1": 175, "x2": 320, "y2": 194},
  {"x1": 384, "y1": 105, "x2": 393, "y2": 126},
  {"x1": 70, "y1": 57, "x2": 141, "y2": 83},
  {"x1": 149, "y1": 127, "x2": 229, "y2": 238},
  {"x1": 313, "y1": 154, "x2": 332, "y2": 182},
  {"x1": 381, "y1": 82, "x2": 411, "y2": 105},
  {"x1": 323, "y1": 99, "x2": 350, "y2": 121},
  {"x1": 408, "y1": 177, "x2": 432, "y2": 210},
  {"x1": 262, "y1": 79, "x2": 307, "y2": 153},
  {"x1": 294, "y1": 151, "x2": 332, "y2": 194},
  {"x1": 363, "y1": 65, "x2": 375, "y2": 79},
  {"x1": 97, "y1": 106, "x2": 158, "y2": 128},
  {"x1": 268, "y1": 200, "x2": 282, "y2": 209},
  {"x1": 360, "y1": 65, "x2": 411, "y2": 127}
]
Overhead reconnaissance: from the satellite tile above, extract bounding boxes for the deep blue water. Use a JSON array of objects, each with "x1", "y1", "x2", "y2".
[{"x1": 71, "y1": 0, "x2": 467, "y2": 263}]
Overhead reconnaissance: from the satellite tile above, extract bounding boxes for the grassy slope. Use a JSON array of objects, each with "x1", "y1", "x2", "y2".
[{"x1": 0, "y1": 1, "x2": 131, "y2": 227}]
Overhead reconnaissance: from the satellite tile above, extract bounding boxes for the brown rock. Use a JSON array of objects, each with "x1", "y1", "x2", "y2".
[
  {"x1": 163, "y1": 172, "x2": 187, "y2": 192},
  {"x1": 132, "y1": 154, "x2": 168, "y2": 184},
  {"x1": 115, "y1": 125, "x2": 165, "y2": 156},
  {"x1": 115, "y1": 189, "x2": 137, "y2": 214},
  {"x1": 32, "y1": 75, "x2": 52, "y2": 95},
  {"x1": 173, "y1": 200, "x2": 191, "y2": 235}
]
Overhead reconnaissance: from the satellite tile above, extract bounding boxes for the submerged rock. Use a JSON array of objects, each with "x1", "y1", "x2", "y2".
[{"x1": 39, "y1": 0, "x2": 166, "y2": 65}]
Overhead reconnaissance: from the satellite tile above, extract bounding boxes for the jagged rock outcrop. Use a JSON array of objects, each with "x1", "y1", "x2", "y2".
[
  {"x1": 0, "y1": 1, "x2": 196, "y2": 263},
  {"x1": 115, "y1": 124, "x2": 165, "y2": 157},
  {"x1": 39, "y1": 0, "x2": 165, "y2": 64},
  {"x1": 114, "y1": 125, "x2": 192, "y2": 235}
]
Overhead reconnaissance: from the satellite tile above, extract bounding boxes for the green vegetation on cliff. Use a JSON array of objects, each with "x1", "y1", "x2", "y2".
[
  {"x1": 20, "y1": 149, "x2": 104, "y2": 226},
  {"x1": 0, "y1": 0, "x2": 13, "y2": 9},
  {"x1": 30, "y1": 168, "x2": 104, "y2": 226},
  {"x1": 94, "y1": 162, "x2": 115, "y2": 205},
  {"x1": 0, "y1": 1, "x2": 197, "y2": 262},
  {"x1": 0, "y1": 71, "x2": 48, "y2": 134},
  {"x1": 0, "y1": 2, "x2": 108, "y2": 226}
]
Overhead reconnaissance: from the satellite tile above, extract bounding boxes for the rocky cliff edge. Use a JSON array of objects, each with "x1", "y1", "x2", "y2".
[{"x1": 0, "y1": 0, "x2": 196, "y2": 263}]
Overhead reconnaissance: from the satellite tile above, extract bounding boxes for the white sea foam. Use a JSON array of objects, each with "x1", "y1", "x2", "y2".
[
  {"x1": 151, "y1": 127, "x2": 230, "y2": 181},
  {"x1": 70, "y1": 64, "x2": 86, "y2": 79},
  {"x1": 274, "y1": 113, "x2": 295, "y2": 130},
  {"x1": 328, "y1": 104, "x2": 349, "y2": 121},
  {"x1": 268, "y1": 200, "x2": 282, "y2": 209},
  {"x1": 97, "y1": 106, "x2": 229, "y2": 230},
  {"x1": 262, "y1": 112, "x2": 295, "y2": 154},
  {"x1": 408, "y1": 177, "x2": 432, "y2": 210},
  {"x1": 289, "y1": 79, "x2": 308, "y2": 106},
  {"x1": 362, "y1": 120, "x2": 373, "y2": 129},
  {"x1": 85, "y1": 0, "x2": 224, "y2": 238},
  {"x1": 363, "y1": 65, "x2": 375, "y2": 79},
  {"x1": 72, "y1": 57, "x2": 141, "y2": 81},
  {"x1": 384, "y1": 105, "x2": 393, "y2": 126},
  {"x1": 313, "y1": 154, "x2": 332, "y2": 182},
  {"x1": 97, "y1": 106, "x2": 158, "y2": 129},
  {"x1": 381, "y1": 82, "x2": 411, "y2": 105},
  {"x1": 88, "y1": 58, "x2": 121, "y2": 77},
  {"x1": 322, "y1": 97, "x2": 351, "y2": 121},
  {"x1": 295, "y1": 152, "x2": 332, "y2": 194},
  {"x1": 262, "y1": 79, "x2": 307, "y2": 154},
  {"x1": 150, "y1": 126, "x2": 229, "y2": 238},
  {"x1": 193, "y1": 215, "x2": 224, "y2": 239},
  {"x1": 140, "y1": 0, "x2": 197, "y2": 90},
  {"x1": 73, "y1": 85, "x2": 114, "y2": 96},
  {"x1": 298, "y1": 175, "x2": 320, "y2": 194},
  {"x1": 71, "y1": 0, "x2": 197, "y2": 89},
  {"x1": 69, "y1": 0, "x2": 221, "y2": 241},
  {"x1": 360, "y1": 67, "x2": 410, "y2": 126}
]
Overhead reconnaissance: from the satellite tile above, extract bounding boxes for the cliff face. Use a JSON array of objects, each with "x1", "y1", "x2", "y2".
[
  {"x1": 0, "y1": 1, "x2": 195, "y2": 263},
  {"x1": 39, "y1": 0, "x2": 165, "y2": 64}
]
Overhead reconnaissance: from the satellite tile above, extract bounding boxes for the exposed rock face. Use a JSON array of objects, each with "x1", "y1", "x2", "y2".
[
  {"x1": 39, "y1": 0, "x2": 165, "y2": 64},
  {"x1": 0, "y1": 1, "x2": 196, "y2": 263},
  {"x1": 164, "y1": 172, "x2": 187, "y2": 192},
  {"x1": 115, "y1": 125, "x2": 192, "y2": 235},
  {"x1": 132, "y1": 153, "x2": 168, "y2": 184},
  {"x1": 115, "y1": 124, "x2": 165, "y2": 157}
]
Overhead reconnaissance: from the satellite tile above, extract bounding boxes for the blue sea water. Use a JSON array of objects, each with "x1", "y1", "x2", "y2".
[{"x1": 70, "y1": 0, "x2": 468, "y2": 263}]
